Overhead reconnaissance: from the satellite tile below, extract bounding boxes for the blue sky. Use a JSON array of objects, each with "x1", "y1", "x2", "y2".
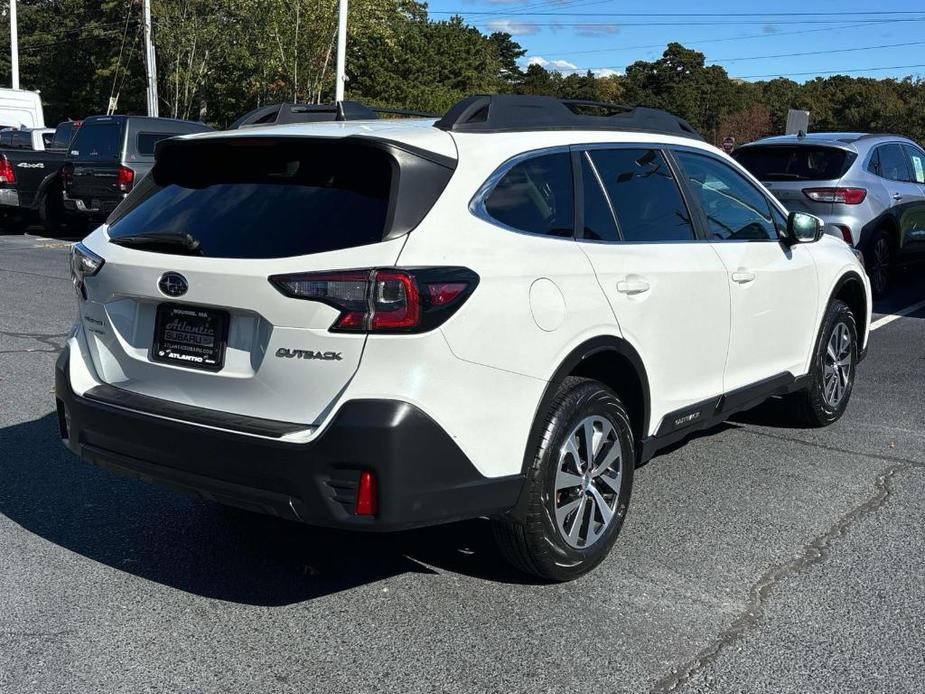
[{"x1": 423, "y1": 0, "x2": 925, "y2": 82}]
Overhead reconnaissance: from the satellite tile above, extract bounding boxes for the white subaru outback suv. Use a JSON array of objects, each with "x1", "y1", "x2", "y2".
[{"x1": 57, "y1": 95, "x2": 871, "y2": 581}]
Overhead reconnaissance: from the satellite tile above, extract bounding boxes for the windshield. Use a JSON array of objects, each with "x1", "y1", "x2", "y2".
[
  {"x1": 106, "y1": 139, "x2": 394, "y2": 259},
  {"x1": 734, "y1": 145, "x2": 856, "y2": 181}
]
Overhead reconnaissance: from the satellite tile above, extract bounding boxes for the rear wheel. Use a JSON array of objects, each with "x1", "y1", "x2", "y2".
[
  {"x1": 791, "y1": 299, "x2": 858, "y2": 427},
  {"x1": 865, "y1": 227, "x2": 894, "y2": 297},
  {"x1": 492, "y1": 377, "x2": 634, "y2": 582},
  {"x1": 39, "y1": 191, "x2": 64, "y2": 236}
]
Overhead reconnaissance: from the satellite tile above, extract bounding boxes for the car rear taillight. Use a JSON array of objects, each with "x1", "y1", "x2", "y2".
[
  {"x1": 0, "y1": 156, "x2": 15, "y2": 184},
  {"x1": 117, "y1": 165, "x2": 135, "y2": 192},
  {"x1": 833, "y1": 224, "x2": 853, "y2": 244},
  {"x1": 802, "y1": 187, "x2": 867, "y2": 205},
  {"x1": 60, "y1": 163, "x2": 74, "y2": 189},
  {"x1": 269, "y1": 267, "x2": 479, "y2": 333}
]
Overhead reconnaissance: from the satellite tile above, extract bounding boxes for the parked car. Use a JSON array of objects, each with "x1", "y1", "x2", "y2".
[
  {"x1": 734, "y1": 132, "x2": 925, "y2": 295},
  {"x1": 55, "y1": 95, "x2": 871, "y2": 581},
  {"x1": 62, "y1": 115, "x2": 212, "y2": 226},
  {"x1": 0, "y1": 87, "x2": 44, "y2": 129},
  {"x1": 0, "y1": 120, "x2": 81, "y2": 232},
  {"x1": 0, "y1": 127, "x2": 55, "y2": 151}
]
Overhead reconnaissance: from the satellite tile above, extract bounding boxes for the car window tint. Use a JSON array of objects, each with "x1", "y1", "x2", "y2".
[
  {"x1": 483, "y1": 153, "x2": 574, "y2": 237},
  {"x1": 866, "y1": 148, "x2": 881, "y2": 176},
  {"x1": 902, "y1": 145, "x2": 925, "y2": 184},
  {"x1": 877, "y1": 144, "x2": 910, "y2": 182},
  {"x1": 589, "y1": 148, "x2": 694, "y2": 242},
  {"x1": 674, "y1": 151, "x2": 777, "y2": 241},
  {"x1": 733, "y1": 145, "x2": 854, "y2": 181},
  {"x1": 69, "y1": 121, "x2": 122, "y2": 160},
  {"x1": 14, "y1": 131, "x2": 30, "y2": 149},
  {"x1": 580, "y1": 154, "x2": 619, "y2": 242},
  {"x1": 137, "y1": 132, "x2": 179, "y2": 156}
]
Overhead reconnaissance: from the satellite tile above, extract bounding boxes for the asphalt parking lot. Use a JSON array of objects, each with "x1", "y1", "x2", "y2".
[{"x1": 1, "y1": 231, "x2": 923, "y2": 694}]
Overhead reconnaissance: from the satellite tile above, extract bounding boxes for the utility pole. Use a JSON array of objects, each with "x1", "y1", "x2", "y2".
[
  {"x1": 9, "y1": 0, "x2": 19, "y2": 89},
  {"x1": 335, "y1": 0, "x2": 348, "y2": 102},
  {"x1": 142, "y1": 0, "x2": 159, "y2": 117}
]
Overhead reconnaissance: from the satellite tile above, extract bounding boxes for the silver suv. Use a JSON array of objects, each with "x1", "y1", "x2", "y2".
[{"x1": 734, "y1": 133, "x2": 925, "y2": 295}]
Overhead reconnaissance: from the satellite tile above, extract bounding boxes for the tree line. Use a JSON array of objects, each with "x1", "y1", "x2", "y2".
[{"x1": 1, "y1": 1, "x2": 924, "y2": 144}]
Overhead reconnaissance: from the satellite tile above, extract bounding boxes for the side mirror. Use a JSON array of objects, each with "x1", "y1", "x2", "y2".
[{"x1": 787, "y1": 211, "x2": 824, "y2": 243}]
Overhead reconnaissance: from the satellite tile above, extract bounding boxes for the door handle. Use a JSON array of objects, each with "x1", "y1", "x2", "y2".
[
  {"x1": 731, "y1": 270, "x2": 756, "y2": 284},
  {"x1": 616, "y1": 278, "x2": 650, "y2": 295},
  {"x1": 892, "y1": 192, "x2": 904, "y2": 201}
]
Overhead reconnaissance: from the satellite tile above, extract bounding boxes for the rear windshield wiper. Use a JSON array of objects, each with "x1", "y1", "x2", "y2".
[{"x1": 109, "y1": 232, "x2": 202, "y2": 254}]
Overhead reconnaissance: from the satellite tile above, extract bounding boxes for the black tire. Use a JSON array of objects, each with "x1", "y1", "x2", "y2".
[
  {"x1": 492, "y1": 377, "x2": 635, "y2": 582},
  {"x1": 39, "y1": 192, "x2": 63, "y2": 236},
  {"x1": 790, "y1": 299, "x2": 858, "y2": 428},
  {"x1": 865, "y1": 227, "x2": 894, "y2": 297}
]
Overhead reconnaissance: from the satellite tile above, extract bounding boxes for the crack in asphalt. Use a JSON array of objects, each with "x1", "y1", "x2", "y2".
[
  {"x1": 649, "y1": 432, "x2": 925, "y2": 693},
  {"x1": 0, "y1": 330, "x2": 69, "y2": 355}
]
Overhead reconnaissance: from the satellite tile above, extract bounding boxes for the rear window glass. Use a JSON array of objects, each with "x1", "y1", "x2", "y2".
[
  {"x1": 483, "y1": 153, "x2": 574, "y2": 237},
  {"x1": 137, "y1": 132, "x2": 179, "y2": 156},
  {"x1": 69, "y1": 122, "x2": 122, "y2": 160},
  {"x1": 107, "y1": 140, "x2": 393, "y2": 259},
  {"x1": 733, "y1": 145, "x2": 855, "y2": 181},
  {"x1": 51, "y1": 123, "x2": 77, "y2": 150}
]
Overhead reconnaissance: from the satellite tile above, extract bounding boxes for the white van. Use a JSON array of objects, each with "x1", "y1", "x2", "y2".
[{"x1": 0, "y1": 88, "x2": 45, "y2": 129}]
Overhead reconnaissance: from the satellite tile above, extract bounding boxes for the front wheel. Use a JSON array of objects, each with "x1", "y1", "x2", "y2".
[
  {"x1": 791, "y1": 299, "x2": 858, "y2": 427},
  {"x1": 492, "y1": 378, "x2": 635, "y2": 582}
]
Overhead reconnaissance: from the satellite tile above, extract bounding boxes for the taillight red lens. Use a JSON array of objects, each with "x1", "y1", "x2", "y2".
[
  {"x1": 802, "y1": 187, "x2": 867, "y2": 205},
  {"x1": 269, "y1": 267, "x2": 478, "y2": 333},
  {"x1": 355, "y1": 470, "x2": 378, "y2": 516},
  {"x1": 117, "y1": 165, "x2": 135, "y2": 191},
  {"x1": 0, "y1": 157, "x2": 16, "y2": 184}
]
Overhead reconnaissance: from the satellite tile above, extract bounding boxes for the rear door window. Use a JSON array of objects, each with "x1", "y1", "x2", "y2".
[
  {"x1": 482, "y1": 153, "x2": 574, "y2": 237},
  {"x1": 902, "y1": 145, "x2": 925, "y2": 184},
  {"x1": 107, "y1": 140, "x2": 396, "y2": 259},
  {"x1": 675, "y1": 151, "x2": 777, "y2": 241},
  {"x1": 589, "y1": 148, "x2": 695, "y2": 242},
  {"x1": 69, "y1": 121, "x2": 122, "y2": 160},
  {"x1": 580, "y1": 154, "x2": 619, "y2": 242},
  {"x1": 733, "y1": 145, "x2": 855, "y2": 181}
]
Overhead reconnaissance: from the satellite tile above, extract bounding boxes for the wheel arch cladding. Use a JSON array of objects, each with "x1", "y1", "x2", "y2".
[
  {"x1": 831, "y1": 271, "x2": 867, "y2": 342},
  {"x1": 522, "y1": 336, "x2": 650, "y2": 475}
]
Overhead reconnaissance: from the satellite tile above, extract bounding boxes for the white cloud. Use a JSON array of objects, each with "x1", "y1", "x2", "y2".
[
  {"x1": 574, "y1": 24, "x2": 619, "y2": 37},
  {"x1": 591, "y1": 68, "x2": 621, "y2": 78},
  {"x1": 528, "y1": 55, "x2": 579, "y2": 71},
  {"x1": 486, "y1": 19, "x2": 540, "y2": 36}
]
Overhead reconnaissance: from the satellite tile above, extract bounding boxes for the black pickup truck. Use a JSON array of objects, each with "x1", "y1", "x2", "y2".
[
  {"x1": 0, "y1": 120, "x2": 80, "y2": 232},
  {"x1": 61, "y1": 115, "x2": 212, "y2": 227}
]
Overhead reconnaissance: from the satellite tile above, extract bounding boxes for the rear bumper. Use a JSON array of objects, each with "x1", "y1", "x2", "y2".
[
  {"x1": 0, "y1": 188, "x2": 20, "y2": 207},
  {"x1": 54, "y1": 346, "x2": 522, "y2": 531}
]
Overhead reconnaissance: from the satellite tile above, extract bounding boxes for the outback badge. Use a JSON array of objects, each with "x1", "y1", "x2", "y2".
[{"x1": 275, "y1": 348, "x2": 343, "y2": 361}]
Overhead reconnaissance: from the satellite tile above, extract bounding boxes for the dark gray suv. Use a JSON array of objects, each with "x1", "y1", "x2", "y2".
[{"x1": 735, "y1": 132, "x2": 925, "y2": 295}]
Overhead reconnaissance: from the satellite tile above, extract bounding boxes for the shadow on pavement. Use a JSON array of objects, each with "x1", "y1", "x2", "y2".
[{"x1": 0, "y1": 413, "x2": 535, "y2": 606}]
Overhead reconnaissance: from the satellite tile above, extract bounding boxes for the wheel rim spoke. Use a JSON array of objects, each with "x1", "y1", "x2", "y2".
[
  {"x1": 823, "y1": 323, "x2": 852, "y2": 408},
  {"x1": 554, "y1": 414, "x2": 624, "y2": 549}
]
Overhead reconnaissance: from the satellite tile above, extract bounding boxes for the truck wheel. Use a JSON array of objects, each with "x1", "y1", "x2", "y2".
[{"x1": 492, "y1": 377, "x2": 635, "y2": 582}]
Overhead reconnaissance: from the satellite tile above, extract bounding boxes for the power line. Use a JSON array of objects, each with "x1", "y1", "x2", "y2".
[
  {"x1": 475, "y1": 18, "x2": 925, "y2": 27},
  {"x1": 436, "y1": 9, "x2": 925, "y2": 17},
  {"x1": 739, "y1": 63, "x2": 925, "y2": 79},
  {"x1": 712, "y1": 40, "x2": 925, "y2": 63}
]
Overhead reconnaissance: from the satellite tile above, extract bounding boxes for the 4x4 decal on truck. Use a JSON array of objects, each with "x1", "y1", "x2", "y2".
[{"x1": 275, "y1": 348, "x2": 343, "y2": 361}]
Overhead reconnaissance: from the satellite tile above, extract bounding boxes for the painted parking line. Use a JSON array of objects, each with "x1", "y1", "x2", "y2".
[{"x1": 870, "y1": 298, "x2": 925, "y2": 331}]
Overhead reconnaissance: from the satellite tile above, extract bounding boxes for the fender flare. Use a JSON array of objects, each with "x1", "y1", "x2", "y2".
[
  {"x1": 519, "y1": 335, "x2": 651, "y2": 476},
  {"x1": 31, "y1": 170, "x2": 63, "y2": 210},
  {"x1": 825, "y1": 269, "x2": 869, "y2": 357}
]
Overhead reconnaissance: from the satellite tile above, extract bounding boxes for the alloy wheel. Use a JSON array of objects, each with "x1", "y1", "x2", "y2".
[
  {"x1": 823, "y1": 322, "x2": 852, "y2": 408},
  {"x1": 870, "y1": 237, "x2": 891, "y2": 295},
  {"x1": 554, "y1": 415, "x2": 623, "y2": 549}
]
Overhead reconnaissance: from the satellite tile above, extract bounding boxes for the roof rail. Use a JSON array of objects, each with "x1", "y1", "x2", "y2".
[
  {"x1": 434, "y1": 94, "x2": 703, "y2": 140},
  {"x1": 228, "y1": 102, "x2": 439, "y2": 130}
]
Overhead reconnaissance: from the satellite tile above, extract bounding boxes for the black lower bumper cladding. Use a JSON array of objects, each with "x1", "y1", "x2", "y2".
[{"x1": 54, "y1": 347, "x2": 522, "y2": 531}]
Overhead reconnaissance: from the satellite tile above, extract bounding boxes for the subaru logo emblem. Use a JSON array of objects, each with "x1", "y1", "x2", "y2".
[{"x1": 158, "y1": 272, "x2": 188, "y2": 297}]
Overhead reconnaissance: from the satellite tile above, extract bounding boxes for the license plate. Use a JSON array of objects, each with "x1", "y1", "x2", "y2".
[{"x1": 152, "y1": 304, "x2": 229, "y2": 372}]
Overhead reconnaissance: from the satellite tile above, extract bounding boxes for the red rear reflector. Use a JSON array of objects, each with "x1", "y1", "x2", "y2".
[
  {"x1": 0, "y1": 157, "x2": 15, "y2": 184},
  {"x1": 802, "y1": 187, "x2": 867, "y2": 205},
  {"x1": 355, "y1": 470, "x2": 378, "y2": 516}
]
